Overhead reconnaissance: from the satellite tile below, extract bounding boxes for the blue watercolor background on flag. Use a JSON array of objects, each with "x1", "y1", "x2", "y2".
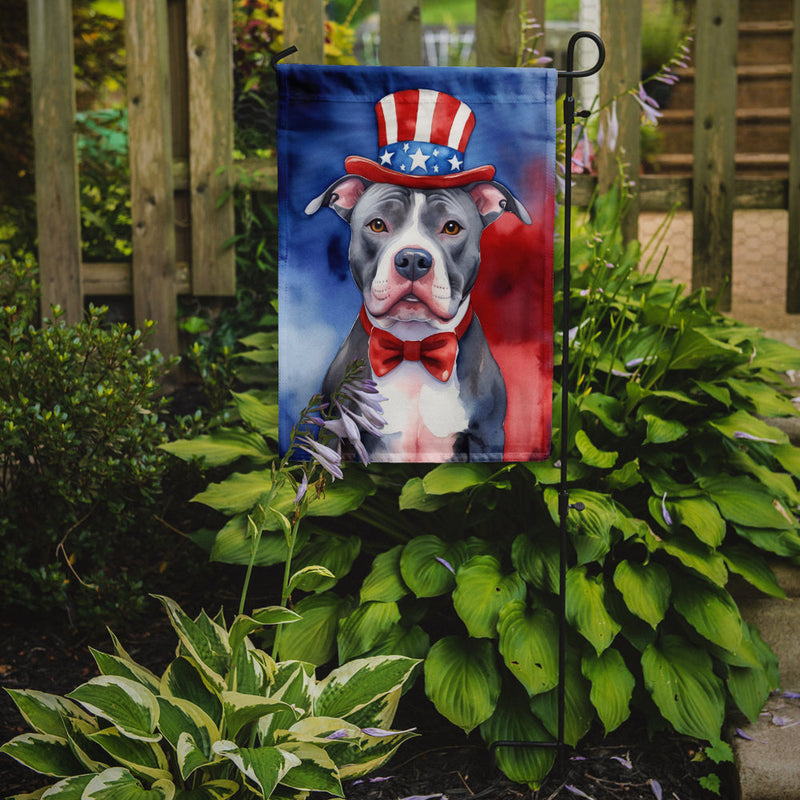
[{"x1": 277, "y1": 64, "x2": 556, "y2": 461}]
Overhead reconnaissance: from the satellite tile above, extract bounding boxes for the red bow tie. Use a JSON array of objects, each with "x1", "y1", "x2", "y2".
[{"x1": 360, "y1": 305, "x2": 473, "y2": 383}]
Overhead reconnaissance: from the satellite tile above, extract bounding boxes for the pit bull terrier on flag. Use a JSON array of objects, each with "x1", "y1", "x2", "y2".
[{"x1": 277, "y1": 65, "x2": 556, "y2": 463}]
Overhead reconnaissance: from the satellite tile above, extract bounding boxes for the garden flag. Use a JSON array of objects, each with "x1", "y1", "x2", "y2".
[{"x1": 277, "y1": 64, "x2": 556, "y2": 463}]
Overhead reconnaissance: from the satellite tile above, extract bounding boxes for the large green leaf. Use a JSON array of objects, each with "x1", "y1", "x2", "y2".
[
  {"x1": 27, "y1": 773, "x2": 93, "y2": 798},
  {"x1": 82, "y1": 768, "x2": 174, "y2": 799},
  {"x1": 212, "y1": 741, "x2": 299, "y2": 797},
  {"x1": 643, "y1": 414, "x2": 687, "y2": 445},
  {"x1": 277, "y1": 593, "x2": 352, "y2": 665},
  {"x1": 421, "y1": 463, "x2": 495, "y2": 494},
  {"x1": 291, "y1": 535, "x2": 361, "y2": 592},
  {"x1": 544, "y1": 488, "x2": 617, "y2": 565},
  {"x1": 668, "y1": 328, "x2": 743, "y2": 371},
  {"x1": 337, "y1": 601, "x2": 402, "y2": 662},
  {"x1": 575, "y1": 429, "x2": 618, "y2": 468},
  {"x1": 724, "y1": 378, "x2": 799, "y2": 417},
  {"x1": 360, "y1": 545, "x2": 409, "y2": 603},
  {"x1": 580, "y1": 392, "x2": 627, "y2": 436},
  {"x1": 399, "y1": 536, "x2": 467, "y2": 598},
  {"x1": 646, "y1": 526, "x2": 728, "y2": 586},
  {"x1": 160, "y1": 428, "x2": 273, "y2": 467},
  {"x1": 0, "y1": 733, "x2": 85, "y2": 777},
  {"x1": 156, "y1": 696, "x2": 219, "y2": 778},
  {"x1": 708, "y1": 409, "x2": 788, "y2": 445},
  {"x1": 276, "y1": 741, "x2": 343, "y2": 796},
  {"x1": 727, "y1": 662, "x2": 772, "y2": 724},
  {"x1": 581, "y1": 649, "x2": 635, "y2": 734},
  {"x1": 496, "y1": 601, "x2": 558, "y2": 696},
  {"x1": 699, "y1": 475, "x2": 797, "y2": 530},
  {"x1": 231, "y1": 391, "x2": 279, "y2": 437},
  {"x1": 67, "y1": 677, "x2": 160, "y2": 742},
  {"x1": 720, "y1": 543, "x2": 786, "y2": 598},
  {"x1": 173, "y1": 780, "x2": 239, "y2": 800},
  {"x1": 672, "y1": 575, "x2": 743, "y2": 653},
  {"x1": 452, "y1": 556, "x2": 526, "y2": 639},
  {"x1": 398, "y1": 477, "x2": 451, "y2": 511},
  {"x1": 565, "y1": 566, "x2": 621, "y2": 655},
  {"x1": 193, "y1": 470, "x2": 274, "y2": 514},
  {"x1": 511, "y1": 534, "x2": 559, "y2": 594},
  {"x1": 528, "y1": 649, "x2": 593, "y2": 747},
  {"x1": 733, "y1": 524, "x2": 800, "y2": 558},
  {"x1": 159, "y1": 658, "x2": 222, "y2": 728},
  {"x1": 612, "y1": 560, "x2": 670, "y2": 629},
  {"x1": 90, "y1": 650, "x2": 161, "y2": 694},
  {"x1": 424, "y1": 636, "x2": 501, "y2": 733},
  {"x1": 480, "y1": 681, "x2": 555, "y2": 790},
  {"x1": 665, "y1": 496, "x2": 726, "y2": 548},
  {"x1": 641, "y1": 634, "x2": 725, "y2": 741},
  {"x1": 208, "y1": 516, "x2": 294, "y2": 567},
  {"x1": 221, "y1": 692, "x2": 296, "y2": 740}
]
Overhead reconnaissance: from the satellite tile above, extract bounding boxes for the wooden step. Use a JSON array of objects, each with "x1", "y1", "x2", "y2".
[
  {"x1": 738, "y1": 0, "x2": 794, "y2": 22},
  {"x1": 658, "y1": 107, "x2": 791, "y2": 155},
  {"x1": 648, "y1": 152, "x2": 789, "y2": 178},
  {"x1": 737, "y1": 20, "x2": 794, "y2": 66}
]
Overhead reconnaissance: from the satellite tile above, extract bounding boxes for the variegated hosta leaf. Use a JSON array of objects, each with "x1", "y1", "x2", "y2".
[
  {"x1": 88, "y1": 727, "x2": 171, "y2": 782},
  {"x1": 230, "y1": 640, "x2": 276, "y2": 696},
  {"x1": 313, "y1": 656, "x2": 420, "y2": 721},
  {"x1": 221, "y1": 691, "x2": 299, "y2": 740},
  {"x1": 171, "y1": 779, "x2": 239, "y2": 799},
  {"x1": 565, "y1": 566, "x2": 621, "y2": 655},
  {"x1": 4, "y1": 689, "x2": 94, "y2": 737},
  {"x1": 66, "y1": 676, "x2": 160, "y2": 742},
  {"x1": 275, "y1": 741, "x2": 344, "y2": 796},
  {"x1": 90, "y1": 649, "x2": 161, "y2": 694},
  {"x1": 334, "y1": 726, "x2": 418, "y2": 781},
  {"x1": 360, "y1": 545, "x2": 409, "y2": 603},
  {"x1": 641, "y1": 634, "x2": 725, "y2": 741},
  {"x1": 212, "y1": 740, "x2": 300, "y2": 798},
  {"x1": 39, "y1": 773, "x2": 94, "y2": 798},
  {"x1": 581, "y1": 649, "x2": 635, "y2": 735},
  {"x1": 81, "y1": 767, "x2": 175, "y2": 799},
  {"x1": 612, "y1": 560, "x2": 671, "y2": 629},
  {"x1": 0, "y1": 732, "x2": 85, "y2": 777},
  {"x1": 528, "y1": 647, "x2": 593, "y2": 747},
  {"x1": 156, "y1": 696, "x2": 219, "y2": 778},
  {"x1": 337, "y1": 601, "x2": 401, "y2": 663},
  {"x1": 496, "y1": 601, "x2": 559, "y2": 697},
  {"x1": 154, "y1": 596, "x2": 231, "y2": 690},
  {"x1": 480, "y1": 681, "x2": 555, "y2": 790},
  {"x1": 424, "y1": 636, "x2": 501, "y2": 734},
  {"x1": 258, "y1": 662, "x2": 315, "y2": 745},
  {"x1": 61, "y1": 716, "x2": 107, "y2": 773},
  {"x1": 452, "y1": 556, "x2": 526, "y2": 639},
  {"x1": 671, "y1": 574, "x2": 744, "y2": 653},
  {"x1": 160, "y1": 657, "x2": 222, "y2": 727},
  {"x1": 228, "y1": 610, "x2": 299, "y2": 657}
]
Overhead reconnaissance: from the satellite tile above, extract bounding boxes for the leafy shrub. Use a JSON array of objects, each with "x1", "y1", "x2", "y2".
[
  {"x1": 0, "y1": 253, "x2": 175, "y2": 623},
  {"x1": 1, "y1": 595, "x2": 419, "y2": 798},
  {"x1": 165, "y1": 186, "x2": 800, "y2": 788}
]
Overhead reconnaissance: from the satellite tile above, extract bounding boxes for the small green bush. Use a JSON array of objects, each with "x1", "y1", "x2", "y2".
[{"x1": 0, "y1": 253, "x2": 174, "y2": 623}]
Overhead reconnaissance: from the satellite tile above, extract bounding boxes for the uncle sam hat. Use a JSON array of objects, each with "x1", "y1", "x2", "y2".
[{"x1": 344, "y1": 89, "x2": 496, "y2": 188}]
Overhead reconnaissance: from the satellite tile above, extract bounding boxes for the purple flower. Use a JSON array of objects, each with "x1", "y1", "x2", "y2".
[
  {"x1": 649, "y1": 779, "x2": 663, "y2": 800},
  {"x1": 293, "y1": 472, "x2": 308, "y2": 505},
  {"x1": 633, "y1": 83, "x2": 662, "y2": 125},
  {"x1": 735, "y1": 727, "x2": 755, "y2": 741},
  {"x1": 734, "y1": 431, "x2": 778, "y2": 444},
  {"x1": 597, "y1": 100, "x2": 619, "y2": 153},
  {"x1": 435, "y1": 556, "x2": 455, "y2": 574},
  {"x1": 296, "y1": 435, "x2": 343, "y2": 480},
  {"x1": 611, "y1": 755, "x2": 632, "y2": 769},
  {"x1": 326, "y1": 729, "x2": 351, "y2": 740},
  {"x1": 565, "y1": 786, "x2": 595, "y2": 799},
  {"x1": 661, "y1": 492, "x2": 673, "y2": 526},
  {"x1": 362, "y1": 726, "x2": 416, "y2": 737}
]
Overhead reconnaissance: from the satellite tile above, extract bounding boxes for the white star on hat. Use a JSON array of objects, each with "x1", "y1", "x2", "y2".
[
  {"x1": 379, "y1": 150, "x2": 394, "y2": 165},
  {"x1": 409, "y1": 147, "x2": 430, "y2": 172},
  {"x1": 448, "y1": 154, "x2": 463, "y2": 172}
]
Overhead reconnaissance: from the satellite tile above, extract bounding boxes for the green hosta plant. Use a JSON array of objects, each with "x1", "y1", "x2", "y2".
[
  {"x1": 275, "y1": 186, "x2": 800, "y2": 788},
  {"x1": 1, "y1": 595, "x2": 419, "y2": 799}
]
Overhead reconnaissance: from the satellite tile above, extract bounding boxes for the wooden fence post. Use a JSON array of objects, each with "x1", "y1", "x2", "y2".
[
  {"x1": 28, "y1": 0, "x2": 83, "y2": 324},
  {"x1": 787, "y1": 0, "x2": 800, "y2": 313},
  {"x1": 692, "y1": 0, "x2": 738, "y2": 312},
  {"x1": 598, "y1": 0, "x2": 641, "y2": 244},
  {"x1": 187, "y1": 0, "x2": 235, "y2": 295},
  {"x1": 126, "y1": 0, "x2": 178, "y2": 355},
  {"x1": 284, "y1": 0, "x2": 325, "y2": 64},
  {"x1": 379, "y1": 0, "x2": 422, "y2": 66},
  {"x1": 475, "y1": 0, "x2": 542, "y2": 68}
]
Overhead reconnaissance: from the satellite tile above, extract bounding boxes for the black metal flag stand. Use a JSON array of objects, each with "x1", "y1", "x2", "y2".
[{"x1": 490, "y1": 30, "x2": 605, "y2": 776}]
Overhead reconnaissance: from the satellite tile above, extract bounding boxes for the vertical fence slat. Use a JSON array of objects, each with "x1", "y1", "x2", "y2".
[
  {"x1": 475, "y1": 0, "x2": 530, "y2": 67},
  {"x1": 187, "y1": 0, "x2": 235, "y2": 295},
  {"x1": 379, "y1": 0, "x2": 421, "y2": 66},
  {"x1": 126, "y1": 0, "x2": 178, "y2": 355},
  {"x1": 284, "y1": 0, "x2": 325, "y2": 64},
  {"x1": 28, "y1": 0, "x2": 83, "y2": 324},
  {"x1": 692, "y1": 0, "x2": 738, "y2": 311},
  {"x1": 787, "y1": 0, "x2": 800, "y2": 313},
  {"x1": 598, "y1": 0, "x2": 641, "y2": 243}
]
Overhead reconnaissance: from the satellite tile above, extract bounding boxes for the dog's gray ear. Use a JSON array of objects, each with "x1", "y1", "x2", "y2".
[
  {"x1": 466, "y1": 181, "x2": 532, "y2": 226},
  {"x1": 305, "y1": 175, "x2": 371, "y2": 220}
]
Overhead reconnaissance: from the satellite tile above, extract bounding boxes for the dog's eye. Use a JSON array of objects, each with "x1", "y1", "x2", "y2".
[
  {"x1": 367, "y1": 218, "x2": 387, "y2": 233},
  {"x1": 441, "y1": 221, "x2": 462, "y2": 235}
]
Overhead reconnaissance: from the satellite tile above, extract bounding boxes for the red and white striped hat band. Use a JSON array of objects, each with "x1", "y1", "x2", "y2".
[{"x1": 344, "y1": 89, "x2": 496, "y2": 188}]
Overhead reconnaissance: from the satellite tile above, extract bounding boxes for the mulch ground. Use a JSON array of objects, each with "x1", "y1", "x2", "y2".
[{"x1": 0, "y1": 582, "x2": 731, "y2": 800}]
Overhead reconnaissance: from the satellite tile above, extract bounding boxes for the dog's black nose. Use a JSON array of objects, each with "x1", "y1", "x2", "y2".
[{"x1": 394, "y1": 248, "x2": 433, "y2": 281}]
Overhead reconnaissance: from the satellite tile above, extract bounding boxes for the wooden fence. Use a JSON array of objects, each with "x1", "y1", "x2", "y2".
[{"x1": 27, "y1": 0, "x2": 800, "y2": 355}]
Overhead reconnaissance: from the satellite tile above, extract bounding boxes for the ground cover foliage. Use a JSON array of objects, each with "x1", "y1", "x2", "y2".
[{"x1": 165, "y1": 184, "x2": 800, "y2": 790}]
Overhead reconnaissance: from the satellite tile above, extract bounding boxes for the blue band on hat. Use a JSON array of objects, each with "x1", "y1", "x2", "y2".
[{"x1": 378, "y1": 141, "x2": 465, "y2": 176}]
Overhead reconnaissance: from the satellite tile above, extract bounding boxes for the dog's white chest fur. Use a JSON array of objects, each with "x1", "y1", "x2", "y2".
[{"x1": 373, "y1": 359, "x2": 468, "y2": 461}]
